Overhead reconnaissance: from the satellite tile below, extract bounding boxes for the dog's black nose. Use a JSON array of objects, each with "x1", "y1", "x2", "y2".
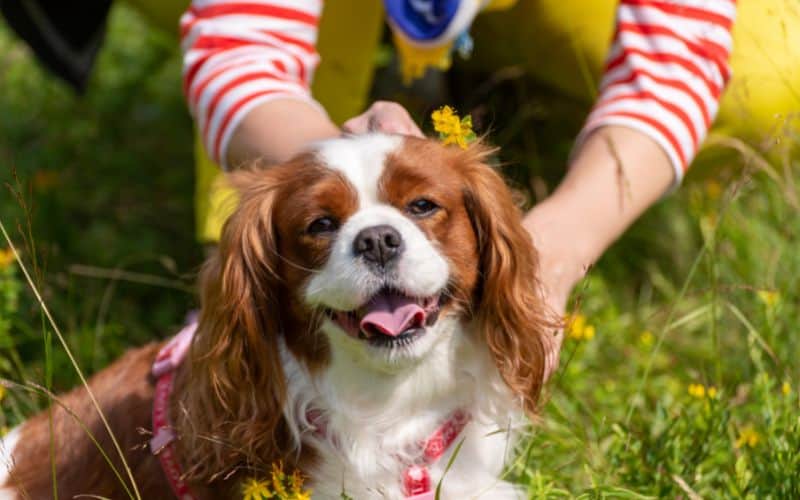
[{"x1": 353, "y1": 225, "x2": 404, "y2": 268}]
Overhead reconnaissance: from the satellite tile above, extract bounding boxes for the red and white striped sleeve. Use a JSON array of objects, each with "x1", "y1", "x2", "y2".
[
  {"x1": 180, "y1": 0, "x2": 324, "y2": 168},
  {"x1": 579, "y1": 0, "x2": 736, "y2": 186}
]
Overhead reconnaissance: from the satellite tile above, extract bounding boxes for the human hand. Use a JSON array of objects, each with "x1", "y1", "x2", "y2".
[{"x1": 342, "y1": 101, "x2": 424, "y2": 137}]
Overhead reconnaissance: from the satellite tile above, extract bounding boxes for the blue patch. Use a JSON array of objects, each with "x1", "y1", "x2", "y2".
[{"x1": 384, "y1": 0, "x2": 461, "y2": 41}]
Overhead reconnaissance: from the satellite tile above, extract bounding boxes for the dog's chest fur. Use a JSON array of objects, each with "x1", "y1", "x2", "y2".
[{"x1": 279, "y1": 322, "x2": 525, "y2": 499}]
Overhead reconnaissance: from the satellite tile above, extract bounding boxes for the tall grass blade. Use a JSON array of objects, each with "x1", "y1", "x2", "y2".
[{"x1": 0, "y1": 219, "x2": 141, "y2": 500}]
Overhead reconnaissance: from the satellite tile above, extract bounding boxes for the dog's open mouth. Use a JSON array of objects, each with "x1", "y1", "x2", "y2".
[{"x1": 325, "y1": 288, "x2": 442, "y2": 347}]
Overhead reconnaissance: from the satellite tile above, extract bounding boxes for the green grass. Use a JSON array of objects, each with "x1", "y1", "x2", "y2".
[{"x1": 1, "y1": 5, "x2": 798, "y2": 499}]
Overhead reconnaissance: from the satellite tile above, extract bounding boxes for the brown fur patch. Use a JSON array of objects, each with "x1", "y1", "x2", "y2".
[{"x1": 7, "y1": 343, "x2": 171, "y2": 499}]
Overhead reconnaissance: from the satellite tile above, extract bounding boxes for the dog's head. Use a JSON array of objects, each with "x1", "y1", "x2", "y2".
[{"x1": 182, "y1": 134, "x2": 550, "y2": 474}]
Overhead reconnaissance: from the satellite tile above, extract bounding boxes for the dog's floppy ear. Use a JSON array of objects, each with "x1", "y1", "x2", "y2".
[
  {"x1": 461, "y1": 145, "x2": 551, "y2": 415},
  {"x1": 179, "y1": 164, "x2": 290, "y2": 479}
]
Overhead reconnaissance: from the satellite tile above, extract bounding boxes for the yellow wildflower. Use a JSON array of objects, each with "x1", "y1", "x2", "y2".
[
  {"x1": 271, "y1": 464, "x2": 288, "y2": 498},
  {"x1": 431, "y1": 106, "x2": 458, "y2": 135},
  {"x1": 242, "y1": 478, "x2": 271, "y2": 500},
  {"x1": 688, "y1": 383, "x2": 706, "y2": 399},
  {"x1": 688, "y1": 383, "x2": 718, "y2": 399},
  {"x1": 0, "y1": 384, "x2": 5, "y2": 402},
  {"x1": 288, "y1": 471, "x2": 311, "y2": 500},
  {"x1": 431, "y1": 106, "x2": 476, "y2": 149},
  {"x1": 567, "y1": 314, "x2": 584, "y2": 335},
  {"x1": 735, "y1": 425, "x2": 761, "y2": 449},
  {"x1": 782, "y1": 381, "x2": 792, "y2": 396},
  {"x1": 566, "y1": 314, "x2": 596, "y2": 341},
  {"x1": 242, "y1": 462, "x2": 312, "y2": 500},
  {"x1": 0, "y1": 248, "x2": 15, "y2": 270},
  {"x1": 756, "y1": 289, "x2": 780, "y2": 309},
  {"x1": 639, "y1": 330, "x2": 654, "y2": 347}
]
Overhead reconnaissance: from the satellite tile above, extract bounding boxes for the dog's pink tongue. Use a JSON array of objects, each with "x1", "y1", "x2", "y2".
[{"x1": 360, "y1": 292, "x2": 426, "y2": 337}]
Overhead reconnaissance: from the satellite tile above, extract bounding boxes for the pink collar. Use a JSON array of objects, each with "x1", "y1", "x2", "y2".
[{"x1": 150, "y1": 323, "x2": 470, "y2": 500}]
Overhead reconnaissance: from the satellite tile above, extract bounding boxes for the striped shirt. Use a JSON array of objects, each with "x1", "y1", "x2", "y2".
[{"x1": 181, "y1": 0, "x2": 736, "y2": 181}]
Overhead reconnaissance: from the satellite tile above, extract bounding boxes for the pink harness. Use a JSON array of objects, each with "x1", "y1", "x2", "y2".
[
  {"x1": 401, "y1": 409, "x2": 471, "y2": 499},
  {"x1": 150, "y1": 324, "x2": 470, "y2": 500},
  {"x1": 150, "y1": 321, "x2": 197, "y2": 500}
]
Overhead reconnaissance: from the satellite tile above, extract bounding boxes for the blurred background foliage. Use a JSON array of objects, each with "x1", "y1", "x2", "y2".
[
  {"x1": 0, "y1": 5, "x2": 200, "y2": 389},
  {"x1": 0, "y1": 4, "x2": 798, "y2": 498}
]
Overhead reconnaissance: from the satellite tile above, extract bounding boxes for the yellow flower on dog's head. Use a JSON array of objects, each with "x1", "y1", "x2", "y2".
[{"x1": 431, "y1": 106, "x2": 476, "y2": 149}]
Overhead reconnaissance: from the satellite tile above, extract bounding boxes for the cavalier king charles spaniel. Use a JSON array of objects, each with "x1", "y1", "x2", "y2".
[{"x1": 0, "y1": 134, "x2": 551, "y2": 499}]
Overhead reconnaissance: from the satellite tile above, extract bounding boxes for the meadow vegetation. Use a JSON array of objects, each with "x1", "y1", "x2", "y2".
[{"x1": 1, "y1": 5, "x2": 798, "y2": 498}]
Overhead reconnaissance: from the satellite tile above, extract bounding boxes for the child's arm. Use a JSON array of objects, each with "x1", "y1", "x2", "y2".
[
  {"x1": 181, "y1": 0, "x2": 338, "y2": 168},
  {"x1": 528, "y1": 0, "x2": 737, "y2": 379}
]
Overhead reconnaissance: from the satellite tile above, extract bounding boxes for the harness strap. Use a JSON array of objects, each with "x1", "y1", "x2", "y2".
[
  {"x1": 402, "y1": 409, "x2": 471, "y2": 499},
  {"x1": 150, "y1": 321, "x2": 198, "y2": 500}
]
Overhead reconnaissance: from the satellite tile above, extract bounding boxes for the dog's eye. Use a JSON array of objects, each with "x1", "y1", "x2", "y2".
[
  {"x1": 307, "y1": 216, "x2": 339, "y2": 235},
  {"x1": 407, "y1": 198, "x2": 439, "y2": 217}
]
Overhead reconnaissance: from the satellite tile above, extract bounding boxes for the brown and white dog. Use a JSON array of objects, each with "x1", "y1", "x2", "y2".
[{"x1": 0, "y1": 134, "x2": 550, "y2": 499}]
